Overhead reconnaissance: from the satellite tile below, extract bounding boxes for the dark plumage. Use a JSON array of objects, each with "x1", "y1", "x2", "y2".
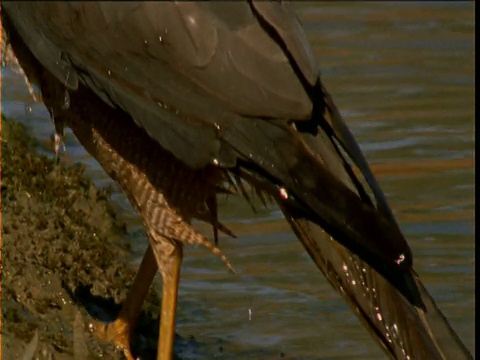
[{"x1": 1, "y1": 2, "x2": 472, "y2": 359}]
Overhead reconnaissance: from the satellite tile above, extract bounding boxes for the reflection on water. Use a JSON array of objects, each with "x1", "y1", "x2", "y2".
[{"x1": 1, "y1": 2, "x2": 474, "y2": 359}]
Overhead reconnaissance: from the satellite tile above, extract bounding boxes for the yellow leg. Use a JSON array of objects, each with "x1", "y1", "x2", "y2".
[
  {"x1": 150, "y1": 240, "x2": 183, "y2": 360},
  {"x1": 92, "y1": 244, "x2": 157, "y2": 359}
]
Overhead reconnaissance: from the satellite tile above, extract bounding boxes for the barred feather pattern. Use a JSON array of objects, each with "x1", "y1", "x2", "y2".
[{"x1": 35, "y1": 65, "x2": 235, "y2": 276}]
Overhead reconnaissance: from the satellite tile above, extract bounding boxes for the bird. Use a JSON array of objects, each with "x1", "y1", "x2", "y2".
[{"x1": 1, "y1": 2, "x2": 472, "y2": 359}]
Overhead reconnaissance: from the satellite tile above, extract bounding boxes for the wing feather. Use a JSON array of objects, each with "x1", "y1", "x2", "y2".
[{"x1": 4, "y1": 2, "x2": 315, "y2": 167}]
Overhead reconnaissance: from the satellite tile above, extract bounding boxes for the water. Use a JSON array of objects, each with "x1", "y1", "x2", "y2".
[{"x1": 1, "y1": 2, "x2": 474, "y2": 358}]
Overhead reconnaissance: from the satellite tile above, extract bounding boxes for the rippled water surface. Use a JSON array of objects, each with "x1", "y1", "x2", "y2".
[{"x1": 2, "y1": 2, "x2": 474, "y2": 359}]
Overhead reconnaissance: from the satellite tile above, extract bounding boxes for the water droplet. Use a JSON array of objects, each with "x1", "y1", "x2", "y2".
[
  {"x1": 279, "y1": 187, "x2": 288, "y2": 200},
  {"x1": 107, "y1": 70, "x2": 112, "y2": 76},
  {"x1": 186, "y1": 15, "x2": 196, "y2": 26},
  {"x1": 213, "y1": 122, "x2": 221, "y2": 131},
  {"x1": 395, "y1": 253, "x2": 405, "y2": 265},
  {"x1": 391, "y1": 323, "x2": 399, "y2": 337},
  {"x1": 376, "y1": 313, "x2": 382, "y2": 321},
  {"x1": 212, "y1": 158, "x2": 219, "y2": 165},
  {"x1": 159, "y1": 35, "x2": 163, "y2": 43},
  {"x1": 385, "y1": 332, "x2": 393, "y2": 343},
  {"x1": 351, "y1": 280, "x2": 356, "y2": 286},
  {"x1": 64, "y1": 70, "x2": 70, "y2": 86},
  {"x1": 24, "y1": 104, "x2": 32, "y2": 114},
  {"x1": 144, "y1": 39, "x2": 148, "y2": 45},
  {"x1": 62, "y1": 89, "x2": 70, "y2": 110}
]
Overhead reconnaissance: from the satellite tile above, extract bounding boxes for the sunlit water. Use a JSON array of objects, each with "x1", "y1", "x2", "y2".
[{"x1": 1, "y1": 2, "x2": 474, "y2": 359}]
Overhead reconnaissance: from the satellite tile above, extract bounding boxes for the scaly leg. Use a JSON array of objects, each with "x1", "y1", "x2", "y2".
[
  {"x1": 92, "y1": 244, "x2": 157, "y2": 359},
  {"x1": 149, "y1": 236, "x2": 183, "y2": 360}
]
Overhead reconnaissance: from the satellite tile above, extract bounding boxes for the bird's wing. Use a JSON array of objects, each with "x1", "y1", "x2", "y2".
[
  {"x1": 3, "y1": 1, "x2": 383, "y2": 210},
  {"x1": 2, "y1": 2, "x2": 317, "y2": 168},
  {"x1": 5, "y1": 1, "x2": 409, "y2": 269}
]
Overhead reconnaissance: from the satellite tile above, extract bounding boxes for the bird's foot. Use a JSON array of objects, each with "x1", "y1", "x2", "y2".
[{"x1": 90, "y1": 317, "x2": 136, "y2": 360}]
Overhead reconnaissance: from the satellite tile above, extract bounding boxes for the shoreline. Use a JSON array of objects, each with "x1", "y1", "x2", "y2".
[{"x1": 1, "y1": 116, "x2": 164, "y2": 359}]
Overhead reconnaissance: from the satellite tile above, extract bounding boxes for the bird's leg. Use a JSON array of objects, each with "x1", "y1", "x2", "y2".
[
  {"x1": 149, "y1": 233, "x2": 183, "y2": 360},
  {"x1": 92, "y1": 244, "x2": 157, "y2": 360}
]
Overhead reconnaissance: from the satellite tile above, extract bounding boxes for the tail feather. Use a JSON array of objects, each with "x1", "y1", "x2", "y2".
[
  {"x1": 228, "y1": 81, "x2": 472, "y2": 358},
  {"x1": 282, "y1": 215, "x2": 472, "y2": 359}
]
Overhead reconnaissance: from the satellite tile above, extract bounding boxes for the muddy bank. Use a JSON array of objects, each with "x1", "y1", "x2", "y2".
[{"x1": 1, "y1": 116, "x2": 193, "y2": 359}]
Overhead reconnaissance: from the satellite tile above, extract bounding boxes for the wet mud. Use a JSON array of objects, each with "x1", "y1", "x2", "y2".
[{"x1": 1, "y1": 116, "x2": 183, "y2": 359}]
